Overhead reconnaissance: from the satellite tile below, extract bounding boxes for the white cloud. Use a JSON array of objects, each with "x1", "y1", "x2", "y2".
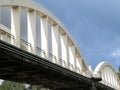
[
  {"x1": 111, "y1": 49, "x2": 120, "y2": 58},
  {"x1": 111, "y1": 49, "x2": 120, "y2": 67}
]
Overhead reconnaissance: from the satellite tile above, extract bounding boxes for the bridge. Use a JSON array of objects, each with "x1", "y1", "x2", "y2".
[{"x1": 0, "y1": 0, "x2": 120, "y2": 90}]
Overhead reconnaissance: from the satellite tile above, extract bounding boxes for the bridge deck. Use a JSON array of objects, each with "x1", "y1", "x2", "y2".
[{"x1": 0, "y1": 40, "x2": 115, "y2": 90}]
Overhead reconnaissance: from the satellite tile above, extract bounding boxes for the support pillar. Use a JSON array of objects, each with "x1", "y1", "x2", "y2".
[
  {"x1": 11, "y1": 6, "x2": 21, "y2": 47},
  {"x1": 109, "y1": 70, "x2": 112, "y2": 86},
  {"x1": 68, "y1": 45, "x2": 75, "y2": 71},
  {"x1": 104, "y1": 68, "x2": 107, "y2": 85},
  {"x1": 58, "y1": 29, "x2": 61, "y2": 65},
  {"x1": 111, "y1": 72, "x2": 115, "y2": 88},
  {"x1": 51, "y1": 25, "x2": 59, "y2": 64},
  {"x1": 107, "y1": 69, "x2": 111, "y2": 85},
  {"x1": 115, "y1": 76, "x2": 117, "y2": 88},
  {"x1": 113, "y1": 73, "x2": 115, "y2": 87},
  {"x1": 41, "y1": 16, "x2": 49, "y2": 59},
  {"x1": 102, "y1": 70, "x2": 106, "y2": 84},
  {"x1": 61, "y1": 34, "x2": 69, "y2": 68},
  {"x1": 27, "y1": 10, "x2": 36, "y2": 53},
  {"x1": 76, "y1": 56, "x2": 82, "y2": 73}
]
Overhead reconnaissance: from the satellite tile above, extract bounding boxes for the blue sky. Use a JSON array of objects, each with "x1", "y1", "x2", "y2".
[{"x1": 34, "y1": 0, "x2": 120, "y2": 71}]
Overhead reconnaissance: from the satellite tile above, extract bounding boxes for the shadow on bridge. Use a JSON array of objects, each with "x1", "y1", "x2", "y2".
[{"x1": 0, "y1": 40, "x2": 115, "y2": 90}]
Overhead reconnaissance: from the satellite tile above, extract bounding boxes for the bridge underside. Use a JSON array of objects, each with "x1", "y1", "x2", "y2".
[{"x1": 0, "y1": 40, "x2": 115, "y2": 90}]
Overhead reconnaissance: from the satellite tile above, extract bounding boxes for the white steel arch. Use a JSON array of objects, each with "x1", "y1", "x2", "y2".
[
  {"x1": 94, "y1": 62, "x2": 120, "y2": 90},
  {"x1": 0, "y1": 0, "x2": 91, "y2": 77}
]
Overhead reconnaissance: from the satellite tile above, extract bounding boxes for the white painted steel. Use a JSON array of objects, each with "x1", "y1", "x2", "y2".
[
  {"x1": 0, "y1": 1, "x2": 120, "y2": 89},
  {"x1": 94, "y1": 62, "x2": 120, "y2": 90}
]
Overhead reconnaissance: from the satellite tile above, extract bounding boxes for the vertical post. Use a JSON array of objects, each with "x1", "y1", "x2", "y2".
[
  {"x1": 68, "y1": 45, "x2": 75, "y2": 71},
  {"x1": 58, "y1": 31, "x2": 62, "y2": 65},
  {"x1": 27, "y1": 10, "x2": 36, "y2": 53},
  {"x1": 51, "y1": 25, "x2": 59, "y2": 64},
  {"x1": 61, "y1": 34, "x2": 68, "y2": 67},
  {"x1": 76, "y1": 57, "x2": 82, "y2": 73},
  {"x1": 107, "y1": 69, "x2": 110, "y2": 85},
  {"x1": 66, "y1": 37, "x2": 69, "y2": 68},
  {"x1": 117, "y1": 79, "x2": 119, "y2": 89},
  {"x1": 102, "y1": 70, "x2": 105, "y2": 84},
  {"x1": 11, "y1": 6, "x2": 21, "y2": 47},
  {"x1": 113, "y1": 73, "x2": 116, "y2": 87},
  {"x1": 115, "y1": 76, "x2": 117, "y2": 88},
  {"x1": 111, "y1": 72, "x2": 114, "y2": 86},
  {"x1": 105, "y1": 68, "x2": 108, "y2": 85},
  {"x1": 73, "y1": 46, "x2": 76, "y2": 71},
  {"x1": 40, "y1": 16, "x2": 49, "y2": 59},
  {"x1": 58, "y1": 29, "x2": 61, "y2": 65},
  {"x1": 74, "y1": 50, "x2": 77, "y2": 72},
  {"x1": 109, "y1": 70, "x2": 112, "y2": 86}
]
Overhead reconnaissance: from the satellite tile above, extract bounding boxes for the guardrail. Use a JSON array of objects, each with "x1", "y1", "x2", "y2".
[
  {"x1": 76, "y1": 66, "x2": 81, "y2": 73},
  {"x1": 0, "y1": 28, "x2": 83, "y2": 75},
  {"x1": 68, "y1": 62, "x2": 74, "y2": 71},
  {"x1": 0, "y1": 29, "x2": 14, "y2": 43},
  {"x1": 20, "y1": 39, "x2": 32, "y2": 52},
  {"x1": 59, "y1": 59, "x2": 67, "y2": 68},
  {"x1": 49, "y1": 53, "x2": 58, "y2": 64},
  {"x1": 36, "y1": 47, "x2": 46, "y2": 58}
]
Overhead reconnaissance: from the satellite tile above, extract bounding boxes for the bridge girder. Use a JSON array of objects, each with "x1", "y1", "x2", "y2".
[{"x1": 0, "y1": 40, "x2": 115, "y2": 90}]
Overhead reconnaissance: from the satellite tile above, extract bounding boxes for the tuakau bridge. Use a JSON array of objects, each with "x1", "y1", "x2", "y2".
[{"x1": 0, "y1": 0, "x2": 120, "y2": 90}]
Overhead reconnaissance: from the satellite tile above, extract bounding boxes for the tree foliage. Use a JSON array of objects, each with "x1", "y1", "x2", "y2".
[
  {"x1": 0, "y1": 81, "x2": 25, "y2": 90},
  {"x1": 0, "y1": 80, "x2": 47, "y2": 90}
]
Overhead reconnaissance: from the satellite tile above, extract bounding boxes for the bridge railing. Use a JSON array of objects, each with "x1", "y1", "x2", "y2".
[
  {"x1": 0, "y1": 29, "x2": 84, "y2": 76},
  {"x1": 0, "y1": 29, "x2": 14, "y2": 43},
  {"x1": 68, "y1": 62, "x2": 74, "y2": 71},
  {"x1": 36, "y1": 48, "x2": 68, "y2": 68},
  {"x1": 36, "y1": 47, "x2": 46, "y2": 58},
  {"x1": 20, "y1": 39, "x2": 32, "y2": 52},
  {"x1": 76, "y1": 66, "x2": 81, "y2": 73},
  {"x1": 59, "y1": 59, "x2": 67, "y2": 68},
  {"x1": 49, "y1": 53, "x2": 58, "y2": 64},
  {"x1": 0, "y1": 28, "x2": 84, "y2": 76}
]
